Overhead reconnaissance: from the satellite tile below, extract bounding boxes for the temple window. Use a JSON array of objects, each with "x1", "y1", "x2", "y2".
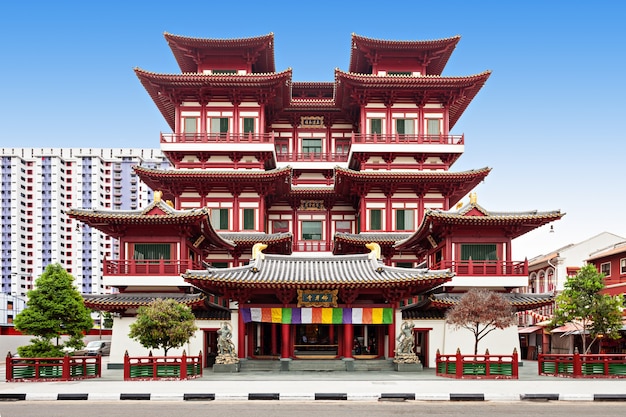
[
  {"x1": 301, "y1": 221, "x2": 322, "y2": 240},
  {"x1": 133, "y1": 243, "x2": 171, "y2": 260},
  {"x1": 426, "y1": 119, "x2": 441, "y2": 136},
  {"x1": 395, "y1": 209, "x2": 414, "y2": 230},
  {"x1": 242, "y1": 208, "x2": 255, "y2": 230},
  {"x1": 211, "y1": 69, "x2": 237, "y2": 75},
  {"x1": 302, "y1": 139, "x2": 322, "y2": 155},
  {"x1": 335, "y1": 140, "x2": 350, "y2": 155},
  {"x1": 183, "y1": 117, "x2": 198, "y2": 137},
  {"x1": 275, "y1": 140, "x2": 288, "y2": 156},
  {"x1": 395, "y1": 118, "x2": 415, "y2": 135},
  {"x1": 601, "y1": 262, "x2": 611, "y2": 277},
  {"x1": 370, "y1": 118, "x2": 382, "y2": 134},
  {"x1": 396, "y1": 262, "x2": 413, "y2": 268},
  {"x1": 273, "y1": 220, "x2": 289, "y2": 233},
  {"x1": 209, "y1": 118, "x2": 229, "y2": 135},
  {"x1": 335, "y1": 220, "x2": 351, "y2": 233},
  {"x1": 242, "y1": 117, "x2": 255, "y2": 134},
  {"x1": 387, "y1": 71, "x2": 412, "y2": 76},
  {"x1": 460, "y1": 244, "x2": 497, "y2": 261},
  {"x1": 369, "y1": 209, "x2": 382, "y2": 230},
  {"x1": 211, "y1": 208, "x2": 229, "y2": 230}
]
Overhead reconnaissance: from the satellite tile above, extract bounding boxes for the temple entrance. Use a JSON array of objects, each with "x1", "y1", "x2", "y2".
[
  {"x1": 294, "y1": 324, "x2": 338, "y2": 358},
  {"x1": 251, "y1": 323, "x2": 282, "y2": 358},
  {"x1": 204, "y1": 329, "x2": 218, "y2": 367},
  {"x1": 352, "y1": 324, "x2": 383, "y2": 358}
]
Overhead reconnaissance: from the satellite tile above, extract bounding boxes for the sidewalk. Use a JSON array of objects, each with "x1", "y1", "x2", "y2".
[{"x1": 2, "y1": 360, "x2": 626, "y2": 402}]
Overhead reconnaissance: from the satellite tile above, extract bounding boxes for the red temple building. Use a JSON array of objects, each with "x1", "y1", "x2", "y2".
[{"x1": 68, "y1": 32, "x2": 562, "y2": 369}]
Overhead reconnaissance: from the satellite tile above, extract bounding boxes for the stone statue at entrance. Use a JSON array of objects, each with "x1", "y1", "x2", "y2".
[
  {"x1": 394, "y1": 321, "x2": 420, "y2": 365},
  {"x1": 215, "y1": 322, "x2": 238, "y2": 365}
]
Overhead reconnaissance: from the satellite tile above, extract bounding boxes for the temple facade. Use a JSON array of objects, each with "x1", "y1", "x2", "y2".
[{"x1": 68, "y1": 32, "x2": 562, "y2": 369}]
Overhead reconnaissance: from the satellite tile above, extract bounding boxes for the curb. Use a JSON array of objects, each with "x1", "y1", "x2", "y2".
[{"x1": 2, "y1": 392, "x2": 626, "y2": 402}]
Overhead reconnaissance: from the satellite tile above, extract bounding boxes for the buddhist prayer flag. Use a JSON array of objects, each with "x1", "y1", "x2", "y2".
[{"x1": 240, "y1": 307, "x2": 393, "y2": 324}]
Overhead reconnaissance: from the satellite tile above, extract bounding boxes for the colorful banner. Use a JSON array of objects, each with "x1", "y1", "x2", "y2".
[{"x1": 240, "y1": 307, "x2": 394, "y2": 324}]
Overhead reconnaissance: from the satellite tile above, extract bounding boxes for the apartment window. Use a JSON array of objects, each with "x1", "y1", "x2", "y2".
[
  {"x1": 396, "y1": 209, "x2": 414, "y2": 231},
  {"x1": 427, "y1": 119, "x2": 441, "y2": 136},
  {"x1": 243, "y1": 208, "x2": 255, "y2": 230},
  {"x1": 370, "y1": 118, "x2": 382, "y2": 134},
  {"x1": 302, "y1": 139, "x2": 322, "y2": 154},
  {"x1": 395, "y1": 119, "x2": 415, "y2": 135},
  {"x1": 601, "y1": 262, "x2": 611, "y2": 277},
  {"x1": 243, "y1": 118, "x2": 255, "y2": 134},
  {"x1": 133, "y1": 243, "x2": 171, "y2": 260},
  {"x1": 302, "y1": 221, "x2": 322, "y2": 240},
  {"x1": 460, "y1": 244, "x2": 497, "y2": 261},
  {"x1": 370, "y1": 209, "x2": 382, "y2": 231},
  {"x1": 210, "y1": 118, "x2": 229, "y2": 134},
  {"x1": 621, "y1": 258, "x2": 626, "y2": 274},
  {"x1": 211, "y1": 208, "x2": 229, "y2": 230}
]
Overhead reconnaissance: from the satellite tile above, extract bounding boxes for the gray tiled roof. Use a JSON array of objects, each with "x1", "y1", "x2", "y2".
[{"x1": 184, "y1": 253, "x2": 453, "y2": 288}]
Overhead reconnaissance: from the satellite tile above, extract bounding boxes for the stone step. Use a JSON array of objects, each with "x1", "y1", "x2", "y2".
[{"x1": 238, "y1": 359, "x2": 396, "y2": 372}]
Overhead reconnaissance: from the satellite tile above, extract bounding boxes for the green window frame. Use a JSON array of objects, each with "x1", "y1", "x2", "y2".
[
  {"x1": 210, "y1": 118, "x2": 229, "y2": 134},
  {"x1": 243, "y1": 118, "x2": 255, "y2": 133},
  {"x1": 211, "y1": 208, "x2": 229, "y2": 230},
  {"x1": 133, "y1": 243, "x2": 171, "y2": 260},
  {"x1": 243, "y1": 208, "x2": 255, "y2": 230},
  {"x1": 460, "y1": 244, "x2": 497, "y2": 261},
  {"x1": 370, "y1": 209, "x2": 382, "y2": 230},
  {"x1": 302, "y1": 221, "x2": 322, "y2": 240},
  {"x1": 396, "y1": 209, "x2": 414, "y2": 230},
  {"x1": 302, "y1": 139, "x2": 322, "y2": 154},
  {"x1": 395, "y1": 119, "x2": 414, "y2": 135},
  {"x1": 370, "y1": 118, "x2": 382, "y2": 134},
  {"x1": 427, "y1": 119, "x2": 440, "y2": 135}
]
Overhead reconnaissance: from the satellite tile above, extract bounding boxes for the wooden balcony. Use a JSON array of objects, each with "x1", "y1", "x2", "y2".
[
  {"x1": 351, "y1": 133, "x2": 464, "y2": 145},
  {"x1": 276, "y1": 152, "x2": 349, "y2": 163},
  {"x1": 293, "y1": 241, "x2": 333, "y2": 252},
  {"x1": 432, "y1": 260, "x2": 528, "y2": 276},
  {"x1": 161, "y1": 132, "x2": 274, "y2": 144},
  {"x1": 103, "y1": 259, "x2": 201, "y2": 276}
]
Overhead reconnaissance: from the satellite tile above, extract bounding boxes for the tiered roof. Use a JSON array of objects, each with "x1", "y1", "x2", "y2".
[{"x1": 349, "y1": 34, "x2": 460, "y2": 75}]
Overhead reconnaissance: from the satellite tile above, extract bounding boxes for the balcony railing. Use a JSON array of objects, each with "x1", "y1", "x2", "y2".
[
  {"x1": 104, "y1": 259, "x2": 201, "y2": 276},
  {"x1": 276, "y1": 152, "x2": 349, "y2": 163},
  {"x1": 293, "y1": 241, "x2": 333, "y2": 252},
  {"x1": 161, "y1": 132, "x2": 274, "y2": 144},
  {"x1": 351, "y1": 133, "x2": 464, "y2": 145},
  {"x1": 432, "y1": 260, "x2": 528, "y2": 276}
]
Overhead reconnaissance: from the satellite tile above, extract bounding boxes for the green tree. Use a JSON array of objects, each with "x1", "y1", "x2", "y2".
[
  {"x1": 128, "y1": 298, "x2": 198, "y2": 356},
  {"x1": 445, "y1": 289, "x2": 516, "y2": 354},
  {"x1": 14, "y1": 264, "x2": 93, "y2": 357},
  {"x1": 552, "y1": 264, "x2": 624, "y2": 353}
]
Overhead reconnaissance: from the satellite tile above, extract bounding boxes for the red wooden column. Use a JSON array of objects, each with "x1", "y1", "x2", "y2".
[
  {"x1": 238, "y1": 311, "x2": 245, "y2": 359},
  {"x1": 281, "y1": 323, "x2": 291, "y2": 359},
  {"x1": 343, "y1": 323, "x2": 354, "y2": 359},
  {"x1": 388, "y1": 320, "x2": 396, "y2": 359}
]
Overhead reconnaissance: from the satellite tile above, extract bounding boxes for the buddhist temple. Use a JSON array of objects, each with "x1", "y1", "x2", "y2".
[{"x1": 67, "y1": 32, "x2": 562, "y2": 369}]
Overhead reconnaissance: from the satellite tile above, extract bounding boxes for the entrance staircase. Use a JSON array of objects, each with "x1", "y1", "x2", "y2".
[{"x1": 239, "y1": 359, "x2": 395, "y2": 372}]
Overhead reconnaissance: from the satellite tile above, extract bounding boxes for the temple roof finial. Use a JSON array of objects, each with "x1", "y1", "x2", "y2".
[
  {"x1": 469, "y1": 192, "x2": 477, "y2": 205},
  {"x1": 154, "y1": 190, "x2": 163, "y2": 203}
]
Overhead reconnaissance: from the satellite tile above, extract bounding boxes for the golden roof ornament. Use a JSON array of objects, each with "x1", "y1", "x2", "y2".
[
  {"x1": 469, "y1": 192, "x2": 477, "y2": 205},
  {"x1": 252, "y1": 243, "x2": 268, "y2": 260},
  {"x1": 154, "y1": 190, "x2": 163, "y2": 203},
  {"x1": 366, "y1": 242, "x2": 381, "y2": 260}
]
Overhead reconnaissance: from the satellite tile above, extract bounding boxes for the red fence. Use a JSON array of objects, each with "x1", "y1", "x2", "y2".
[
  {"x1": 123, "y1": 351, "x2": 203, "y2": 380},
  {"x1": 538, "y1": 353, "x2": 626, "y2": 378},
  {"x1": 6, "y1": 353, "x2": 101, "y2": 382},
  {"x1": 436, "y1": 349, "x2": 519, "y2": 379}
]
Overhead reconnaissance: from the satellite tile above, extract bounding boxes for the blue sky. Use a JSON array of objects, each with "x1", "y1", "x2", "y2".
[{"x1": 1, "y1": 1, "x2": 625, "y2": 260}]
